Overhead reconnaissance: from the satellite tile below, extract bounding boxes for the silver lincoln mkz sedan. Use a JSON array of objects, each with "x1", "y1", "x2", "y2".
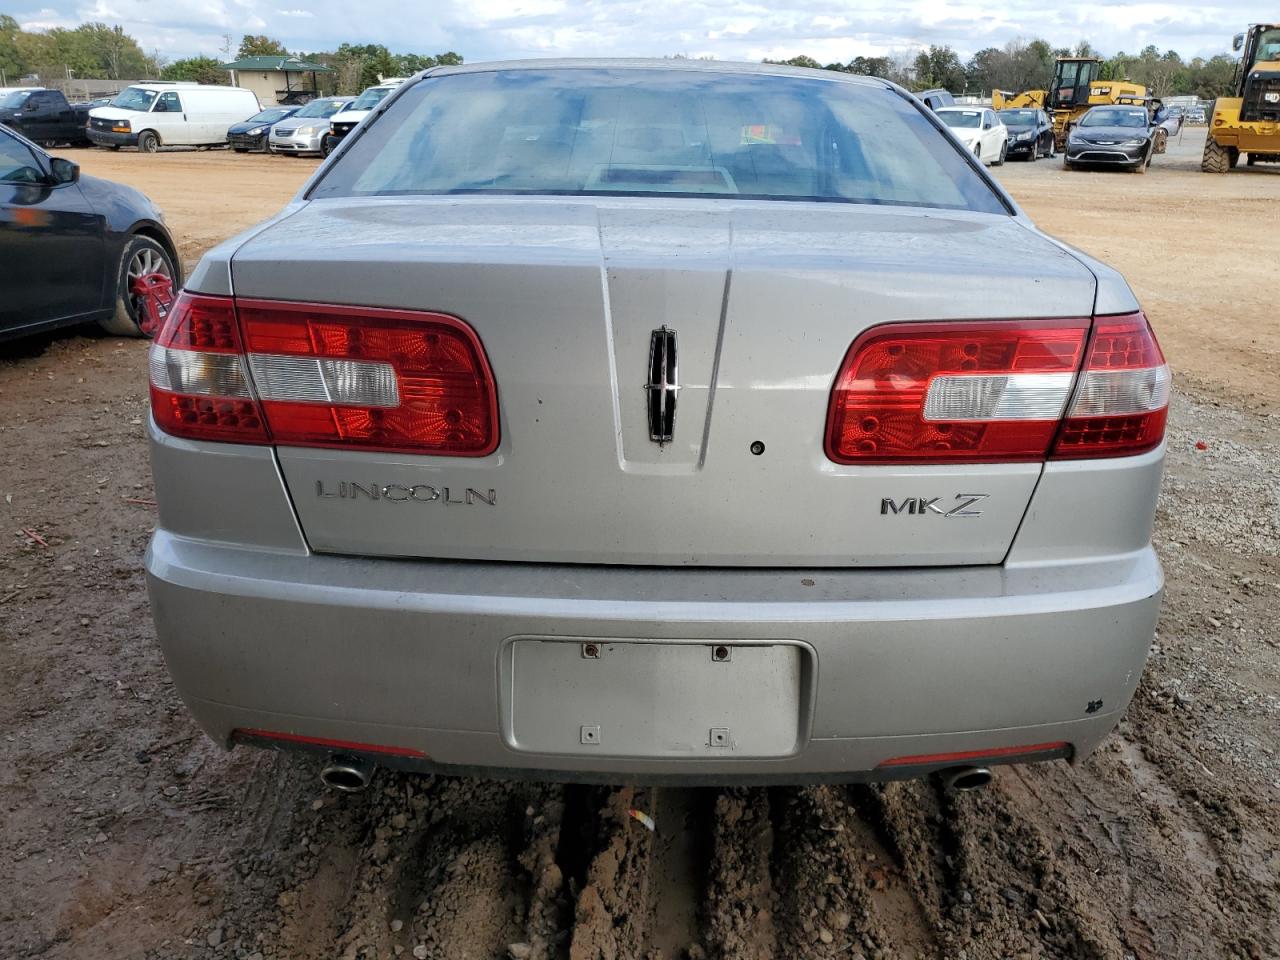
[{"x1": 146, "y1": 60, "x2": 1168, "y2": 790}]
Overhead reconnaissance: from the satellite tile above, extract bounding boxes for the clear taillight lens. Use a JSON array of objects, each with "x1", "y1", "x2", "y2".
[
  {"x1": 148, "y1": 293, "x2": 499, "y2": 456},
  {"x1": 1050, "y1": 312, "x2": 1170, "y2": 459}
]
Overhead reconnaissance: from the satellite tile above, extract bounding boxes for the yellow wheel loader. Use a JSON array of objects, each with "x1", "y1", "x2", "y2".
[{"x1": 1202, "y1": 24, "x2": 1280, "y2": 172}]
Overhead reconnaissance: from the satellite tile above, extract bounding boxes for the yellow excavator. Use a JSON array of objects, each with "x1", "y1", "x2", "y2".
[
  {"x1": 993, "y1": 58, "x2": 1148, "y2": 149},
  {"x1": 1202, "y1": 23, "x2": 1280, "y2": 171}
]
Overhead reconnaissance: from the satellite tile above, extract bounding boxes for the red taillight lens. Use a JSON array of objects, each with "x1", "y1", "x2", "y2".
[
  {"x1": 149, "y1": 291, "x2": 270, "y2": 444},
  {"x1": 236, "y1": 300, "x2": 498, "y2": 456},
  {"x1": 1050, "y1": 312, "x2": 1170, "y2": 459},
  {"x1": 149, "y1": 295, "x2": 499, "y2": 456},
  {"x1": 825, "y1": 319, "x2": 1091, "y2": 464}
]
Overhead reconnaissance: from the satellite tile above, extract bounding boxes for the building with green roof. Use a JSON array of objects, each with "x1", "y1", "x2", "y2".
[{"x1": 219, "y1": 55, "x2": 333, "y2": 105}]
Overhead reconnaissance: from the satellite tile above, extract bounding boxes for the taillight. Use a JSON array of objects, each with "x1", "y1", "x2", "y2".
[
  {"x1": 149, "y1": 292, "x2": 499, "y2": 456},
  {"x1": 1049, "y1": 312, "x2": 1170, "y2": 459},
  {"x1": 149, "y1": 292, "x2": 269, "y2": 444},
  {"x1": 824, "y1": 313, "x2": 1168, "y2": 464},
  {"x1": 825, "y1": 319, "x2": 1090, "y2": 464}
]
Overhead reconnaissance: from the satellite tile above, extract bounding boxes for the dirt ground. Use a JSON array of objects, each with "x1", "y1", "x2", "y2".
[{"x1": 1, "y1": 129, "x2": 1277, "y2": 960}]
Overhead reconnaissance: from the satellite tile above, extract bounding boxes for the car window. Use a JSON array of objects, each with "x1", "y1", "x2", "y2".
[
  {"x1": 0, "y1": 91, "x2": 32, "y2": 109},
  {"x1": 294, "y1": 98, "x2": 346, "y2": 118},
  {"x1": 1080, "y1": 108, "x2": 1148, "y2": 128},
  {"x1": 349, "y1": 87, "x2": 391, "y2": 111},
  {"x1": 313, "y1": 69, "x2": 1008, "y2": 213},
  {"x1": 155, "y1": 91, "x2": 183, "y2": 113},
  {"x1": 0, "y1": 132, "x2": 45, "y2": 183},
  {"x1": 111, "y1": 86, "x2": 157, "y2": 111},
  {"x1": 249, "y1": 108, "x2": 293, "y2": 123},
  {"x1": 998, "y1": 110, "x2": 1037, "y2": 125},
  {"x1": 939, "y1": 110, "x2": 981, "y2": 129}
]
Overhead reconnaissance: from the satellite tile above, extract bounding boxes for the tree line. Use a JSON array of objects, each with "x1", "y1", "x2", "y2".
[
  {"x1": 3, "y1": 13, "x2": 1241, "y2": 102},
  {"x1": 0, "y1": 18, "x2": 461, "y2": 95},
  {"x1": 769, "y1": 37, "x2": 1240, "y2": 100}
]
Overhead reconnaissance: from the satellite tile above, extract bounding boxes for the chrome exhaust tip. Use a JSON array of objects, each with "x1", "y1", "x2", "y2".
[
  {"x1": 939, "y1": 766, "x2": 993, "y2": 792},
  {"x1": 320, "y1": 754, "x2": 374, "y2": 793}
]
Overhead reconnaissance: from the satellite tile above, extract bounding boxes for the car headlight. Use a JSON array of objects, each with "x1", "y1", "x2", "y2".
[
  {"x1": 1017, "y1": 131, "x2": 1035, "y2": 141},
  {"x1": 296, "y1": 124, "x2": 319, "y2": 136},
  {"x1": 1121, "y1": 139, "x2": 1145, "y2": 147},
  {"x1": 247, "y1": 126, "x2": 266, "y2": 136}
]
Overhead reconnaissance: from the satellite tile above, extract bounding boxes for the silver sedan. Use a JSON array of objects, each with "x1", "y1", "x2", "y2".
[
  {"x1": 268, "y1": 96, "x2": 352, "y2": 155},
  {"x1": 146, "y1": 60, "x2": 1168, "y2": 790}
]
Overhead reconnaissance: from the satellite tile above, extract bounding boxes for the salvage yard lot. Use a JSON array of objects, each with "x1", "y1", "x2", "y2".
[{"x1": 1, "y1": 129, "x2": 1277, "y2": 959}]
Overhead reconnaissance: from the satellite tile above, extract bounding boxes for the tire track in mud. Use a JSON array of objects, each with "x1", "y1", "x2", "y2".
[{"x1": 233, "y1": 762, "x2": 1277, "y2": 960}]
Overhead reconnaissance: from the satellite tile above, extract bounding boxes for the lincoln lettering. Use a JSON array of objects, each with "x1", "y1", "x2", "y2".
[{"x1": 315, "y1": 481, "x2": 496, "y2": 505}]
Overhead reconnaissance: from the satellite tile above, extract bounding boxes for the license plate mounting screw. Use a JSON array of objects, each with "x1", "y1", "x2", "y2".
[
  {"x1": 712, "y1": 645, "x2": 731, "y2": 662},
  {"x1": 580, "y1": 724, "x2": 601, "y2": 745},
  {"x1": 581, "y1": 642, "x2": 600, "y2": 659},
  {"x1": 710, "y1": 727, "x2": 730, "y2": 747}
]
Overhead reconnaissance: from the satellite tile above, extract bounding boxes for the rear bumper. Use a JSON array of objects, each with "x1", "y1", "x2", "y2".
[{"x1": 146, "y1": 529, "x2": 1162, "y2": 783}]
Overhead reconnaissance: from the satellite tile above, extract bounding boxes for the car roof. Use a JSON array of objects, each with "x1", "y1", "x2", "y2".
[
  {"x1": 935, "y1": 106, "x2": 988, "y2": 112},
  {"x1": 420, "y1": 57, "x2": 893, "y2": 90}
]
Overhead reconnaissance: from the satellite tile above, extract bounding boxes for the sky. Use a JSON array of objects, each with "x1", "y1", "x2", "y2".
[{"x1": 9, "y1": 0, "x2": 1273, "y2": 64}]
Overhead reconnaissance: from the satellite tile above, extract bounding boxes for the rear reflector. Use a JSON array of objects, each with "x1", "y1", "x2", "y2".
[
  {"x1": 825, "y1": 319, "x2": 1090, "y2": 464},
  {"x1": 826, "y1": 312, "x2": 1169, "y2": 464},
  {"x1": 149, "y1": 292, "x2": 499, "y2": 455},
  {"x1": 233, "y1": 728, "x2": 427, "y2": 758},
  {"x1": 876, "y1": 740, "x2": 1070, "y2": 768}
]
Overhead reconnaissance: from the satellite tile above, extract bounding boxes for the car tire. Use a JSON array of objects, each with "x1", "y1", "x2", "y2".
[
  {"x1": 98, "y1": 234, "x2": 179, "y2": 337},
  {"x1": 137, "y1": 130, "x2": 159, "y2": 154},
  {"x1": 994, "y1": 142, "x2": 1006, "y2": 166},
  {"x1": 1062, "y1": 153, "x2": 1072, "y2": 170},
  {"x1": 321, "y1": 136, "x2": 335, "y2": 158},
  {"x1": 1029, "y1": 141, "x2": 1038, "y2": 162}
]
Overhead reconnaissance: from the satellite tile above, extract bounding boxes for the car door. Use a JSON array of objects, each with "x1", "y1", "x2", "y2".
[
  {"x1": 151, "y1": 90, "x2": 187, "y2": 144},
  {"x1": 0, "y1": 130, "x2": 107, "y2": 335}
]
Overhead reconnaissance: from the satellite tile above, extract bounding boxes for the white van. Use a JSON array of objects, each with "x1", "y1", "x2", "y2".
[{"x1": 87, "y1": 82, "x2": 260, "y2": 153}]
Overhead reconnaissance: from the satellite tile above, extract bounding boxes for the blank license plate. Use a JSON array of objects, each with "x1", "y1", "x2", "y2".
[{"x1": 506, "y1": 639, "x2": 805, "y2": 758}]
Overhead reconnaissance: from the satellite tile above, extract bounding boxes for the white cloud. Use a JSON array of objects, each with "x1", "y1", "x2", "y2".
[{"x1": 15, "y1": 0, "x2": 1271, "y2": 63}]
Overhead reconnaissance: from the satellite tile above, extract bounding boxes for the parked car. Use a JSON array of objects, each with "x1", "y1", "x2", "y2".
[
  {"x1": 935, "y1": 105, "x2": 1008, "y2": 164},
  {"x1": 998, "y1": 107, "x2": 1055, "y2": 160},
  {"x1": 145, "y1": 61, "x2": 1168, "y2": 790},
  {"x1": 269, "y1": 96, "x2": 353, "y2": 155},
  {"x1": 0, "y1": 123, "x2": 180, "y2": 339},
  {"x1": 0, "y1": 88, "x2": 92, "y2": 146},
  {"x1": 1186, "y1": 108, "x2": 1206, "y2": 124},
  {"x1": 87, "y1": 82, "x2": 260, "y2": 153},
  {"x1": 228, "y1": 106, "x2": 299, "y2": 153},
  {"x1": 321, "y1": 80, "x2": 405, "y2": 156},
  {"x1": 1064, "y1": 104, "x2": 1160, "y2": 173},
  {"x1": 916, "y1": 88, "x2": 955, "y2": 110}
]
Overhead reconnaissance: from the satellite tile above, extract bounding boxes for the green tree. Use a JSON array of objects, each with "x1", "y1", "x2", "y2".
[
  {"x1": 0, "y1": 14, "x2": 22, "y2": 83},
  {"x1": 765, "y1": 54, "x2": 823, "y2": 70},
  {"x1": 163, "y1": 55, "x2": 227, "y2": 85},
  {"x1": 237, "y1": 34, "x2": 288, "y2": 59},
  {"x1": 912, "y1": 44, "x2": 965, "y2": 91}
]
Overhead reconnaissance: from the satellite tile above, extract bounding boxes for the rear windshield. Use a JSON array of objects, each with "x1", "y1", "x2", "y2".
[
  {"x1": 0, "y1": 91, "x2": 32, "y2": 109},
  {"x1": 312, "y1": 68, "x2": 1007, "y2": 213}
]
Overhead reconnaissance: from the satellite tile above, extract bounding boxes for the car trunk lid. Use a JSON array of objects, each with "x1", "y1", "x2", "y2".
[{"x1": 228, "y1": 196, "x2": 1097, "y2": 566}]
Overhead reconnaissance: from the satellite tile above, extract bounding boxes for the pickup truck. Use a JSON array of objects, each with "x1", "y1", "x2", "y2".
[{"x1": 0, "y1": 88, "x2": 91, "y2": 146}]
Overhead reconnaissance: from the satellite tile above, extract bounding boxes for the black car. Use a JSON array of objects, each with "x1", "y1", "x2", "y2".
[
  {"x1": 228, "y1": 106, "x2": 299, "y2": 152},
  {"x1": 998, "y1": 108, "x2": 1055, "y2": 160},
  {"x1": 1064, "y1": 105, "x2": 1159, "y2": 173},
  {"x1": 0, "y1": 124, "x2": 181, "y2": 340}
]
